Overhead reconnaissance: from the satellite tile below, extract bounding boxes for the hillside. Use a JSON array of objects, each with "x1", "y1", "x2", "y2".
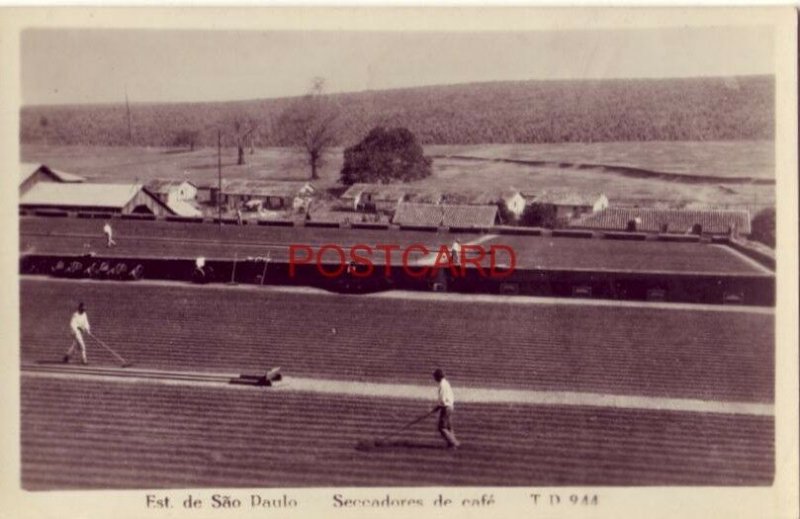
[{"x1": 21, "y1": 76, "x2": 773, "y2": 147}]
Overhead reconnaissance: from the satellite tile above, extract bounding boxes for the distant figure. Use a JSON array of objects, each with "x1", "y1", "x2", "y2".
[
  {"x1": 236, "y1": 209, "x2": 243, "y2": 226},
  {"x1": 195, "y1": 256, "x2": 206, "y2": 276},
  {"x1": 431, "y1": 368, "x2": 460, "y2": 449},
  {"x1": 64, "y1": 302, "x2": 90, "y2": 365},
  {"x1": 451, "y1": 239, "x2": 462, "y2": 266},
  {"x1": 103, "y1": 222, "x2": 116, "y2": 248}
]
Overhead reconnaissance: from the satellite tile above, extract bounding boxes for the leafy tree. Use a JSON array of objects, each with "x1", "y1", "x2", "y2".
[
  {"x1": 521, "y1": 203, "x2": 558, "y2": 228},
  {"x1": 750, "y1": 207, "x2": 775, "y2": 248},
  {"x1": 340, "y1": 126, "x2": 432, "y2": 185},
  {"x1": 277, "y1": 77, "x2": 338, "y2": 180},
  {"x1": 173, "y1": 129, "x2": 199, "y2": 151}
]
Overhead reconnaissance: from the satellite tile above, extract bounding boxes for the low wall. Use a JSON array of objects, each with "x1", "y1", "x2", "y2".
[{"x1": 20, "y1": 253, "x2": 775, "y2": 306}]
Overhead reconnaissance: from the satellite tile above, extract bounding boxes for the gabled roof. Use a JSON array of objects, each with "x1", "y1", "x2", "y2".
[
  {"x1": 393, "y1": 202, "x2": 498, "y2": 228},
  {"x1": 145, "y1": 178, "x2": 197, "y2": 194},
  {"x1": 442, "y1": 204, "x2": 498, "y2": 227},
  {"x1": 340, "y1": 184, "x2": 366, "y2": 200},
  {"x1": 167, "y1": 199, "x2": 203, "y2": 217},
  {"x1": 20, "y1": 182, "x2": 146, "y2": 209},
  {"x1": 20, "y1": 163, "x2": 86, "y2": 185},
  {"x1": 573, "y1": 207, "x2": 752, "y2": 234},
  {"x1": 340, "y1": 183, "x2": 439, "y2": 203},
  {"x1": 531, "y1": 191, "x2": 606, "y2": 206}
]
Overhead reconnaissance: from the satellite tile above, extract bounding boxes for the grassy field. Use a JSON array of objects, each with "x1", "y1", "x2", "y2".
[
  {"x1": 21, "y1": 142, "x2": 775, "y2": 211},
  {"x1": 431, "y1": 140, "x2": 775, "y2": 180}
]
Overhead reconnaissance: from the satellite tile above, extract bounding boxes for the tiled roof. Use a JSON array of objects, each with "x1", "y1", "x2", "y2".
[
  {"x1": 20, "y1": 163, "x2": 85, "y2": 185},
  {"x1": 20, "y1": 182, "x2": 144, "y2": 209},
  {"x1": 167, "y1": 199, "x2": 202, "y2": 217},
  {"x1": 393, "y1": 202, "x2": 497, "y2": 228},
  {"x1": 442, "y1": 204, "x2": 498, "y2": 228},
  {"x1": 573, "y1": 207, "x2": 752, "y2": 234},
  {"x1": 340, "y1": 183, "x2": 439, "y2": 203}
]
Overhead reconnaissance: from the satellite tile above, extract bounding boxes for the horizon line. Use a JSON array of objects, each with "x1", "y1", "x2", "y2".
[{"x1": 20, "y1": 73, "x2": 773, "y2": 110}]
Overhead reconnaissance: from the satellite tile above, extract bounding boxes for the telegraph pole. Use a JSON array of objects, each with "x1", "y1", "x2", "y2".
[
  {"x1": 218, "y1": 129, "x2": 223, "y2": 227},
  {"x1": 125, "y1": 86, "x2": 133, "y2": 144}
]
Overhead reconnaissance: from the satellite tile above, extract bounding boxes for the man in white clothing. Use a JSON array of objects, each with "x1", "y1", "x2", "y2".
[
  {"x1": 103, "y1": 222, "x2": 116, "y2": 248},
  {"x1": 432, "y1": 368, "x2": 460, "y2": 449},
  {"x1": 64, "y1": 302, "x2": 90, "y2": 365},
  {"x1": 451, "y1": 240, "x2": 462, "y2": 267}
]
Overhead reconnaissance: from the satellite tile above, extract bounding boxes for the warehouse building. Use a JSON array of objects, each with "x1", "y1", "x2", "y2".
[
  {"x1": 20, "y1": 182, "x2": 175, "y2": 216},
  {"x1": 524, "y1": 191, "x2": 609, "y2": 220},
  {"x1": 145, "y1": 179, "x2": 201, "y2": 217},
  {"x1": 340, "y1": 184, "x2": 443, "y2": 213},
  {"x1": 217, "y1": 180, "x2": 314, "y2": 212},
  {"x1": 19, "y1": 163, "x2": 85, "y2": 195},
  {"x1": 573, "y1": 207, "x2": 752, "y2": 235}
]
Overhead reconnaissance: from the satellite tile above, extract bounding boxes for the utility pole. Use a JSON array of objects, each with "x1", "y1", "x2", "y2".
[
  {"x1": 125, "y1": 86, "x2": 133, "y2": 144},
  {"x1": 218, "y1": 129, "x2": 223, "y2": 227}
]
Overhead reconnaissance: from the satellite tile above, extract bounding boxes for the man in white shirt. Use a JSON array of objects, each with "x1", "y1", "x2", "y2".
[
  {"x1": 451, "y1": 240, "x2": 462, "y2": 267},
  {"x1": 64, "y1": 302, "x2": 90, "y2": 365},
  {"x1": 103, "y1": 222, "x2": 116, "y2": 248},
  {"x1": 432, "y1": 368, "x2": 461, "y2": 449}
]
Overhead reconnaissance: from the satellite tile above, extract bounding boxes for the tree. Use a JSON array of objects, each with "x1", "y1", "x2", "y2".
[
  {"x1": 340, "y1": 126, "x2": 432, "y2": 185},
  {"x1": 521, "y1": 203, "x2": 559, "y2": 228},
  {"x1": 277, "y1": 77, "x2": 338, "y2": 180},
  {"x1": 173, "y1": 129, "x2": 199, "y2": 151},
  {"x1": 226, "y1": 114, "x2": 259, "y2": 165},
  {"x1": 750, "y1": 207, "x2": 775, "y2": 248}
]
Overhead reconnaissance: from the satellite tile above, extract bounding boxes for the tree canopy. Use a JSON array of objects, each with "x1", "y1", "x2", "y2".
[
  {"x1": 276, "y1": 77, "x2": 338, "y2": 180},
  {"x1": 750, "y1": 207, "x2": 775, "y2": 248},
  {"x1": 340, "y1": 127, "x2": 432, "y2": 185}
]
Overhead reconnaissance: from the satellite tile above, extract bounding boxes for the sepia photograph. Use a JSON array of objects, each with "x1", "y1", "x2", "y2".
[{"x1": 1, "y1": 6, "x2": 797, "y2": 519}]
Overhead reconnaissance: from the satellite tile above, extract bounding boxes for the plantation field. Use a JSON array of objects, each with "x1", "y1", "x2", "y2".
[
  {"x1": 20, "y1": 142, "x2": 775, "y2": 210},
  {"x1": 21, "y1": 377, "x2": 774, "y2": 488},
  {"x1": 20, "y1": 279, "x2": 774, "y2": 402},
  {"x1": 20, "y1": 216, "x2": 768, "y2": 274},
  {"x1": 20, "y1": 76, "x2": 773, "y2": 147}
]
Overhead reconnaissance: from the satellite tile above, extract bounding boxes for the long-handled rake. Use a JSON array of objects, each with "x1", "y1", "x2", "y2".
[
  {"x1": 259, "y1": 252, "x2": 271, "y2": 286},
  {"x1": 229, "y1": 253, "x2": 239, "y2": 285},
  {"x1": 87, "y1": 331, "x2": 133, "y2": 368},
  {"x1": 357, "y1": 408, "x2": 437, "y2": 449}
]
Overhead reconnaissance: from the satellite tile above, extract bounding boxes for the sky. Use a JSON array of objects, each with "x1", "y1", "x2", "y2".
[{"x1": 21, "y1": 27, "x2": 774, "y2": 106}]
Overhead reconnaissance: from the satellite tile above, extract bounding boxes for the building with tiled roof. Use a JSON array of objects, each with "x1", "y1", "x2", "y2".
[
  {"x1": 340, "y1": 183, "x2": 442, "y2": 212},
  {"x1": 527, "y1": 191, "x2": 609, "y2": 220},
  {"x1": 572, "y1": 207, "x2": 752, "y2": 235},
  {"x1": 145, "y1": 179, "x2": 201, "y2": 217},
  {"x1": 20, "y1": 182, "x2": 175, "y2": 216},
  {"x1": 208, "y1": 180, "x2": 314, "y2": 212}
]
